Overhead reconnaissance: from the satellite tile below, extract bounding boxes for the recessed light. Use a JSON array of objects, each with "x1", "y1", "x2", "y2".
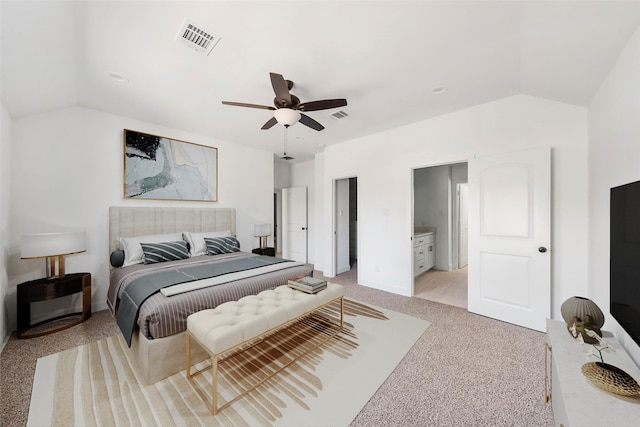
[
  {"x1": 108, "y1": 72, "x2": 128, "y2": 83},
  {"x1": 431, "y1": 86, "x2": 447, "y2": 94}
]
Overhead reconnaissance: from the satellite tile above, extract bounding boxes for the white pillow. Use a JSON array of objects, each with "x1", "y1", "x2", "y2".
[
  {"x1": 182, "y1": 230, "x2": 231, "y2": 256},
  {"x1": 118, "y1": 233, "x2": 185, "y2": 267}
]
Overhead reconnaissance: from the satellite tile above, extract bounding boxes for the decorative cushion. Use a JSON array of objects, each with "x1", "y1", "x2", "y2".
[
  {"x1": 187, "y1": 283, "x2": 344, "y2": 355},
  {"x1": 183, "y1": 230, "x2": 232, "y2": 256},
  {"x1": 204, "y1": 236, "x2": 240, "y2": 255},
  {"x1": 140, "y1": 241, "x2": 190, "y2": 264},
  {"x1": 110, "y1": 250, "x2": 125, "y2": 268},
  {"x1": 118, "y1": 233, "x2": 184, "y2": 267}
]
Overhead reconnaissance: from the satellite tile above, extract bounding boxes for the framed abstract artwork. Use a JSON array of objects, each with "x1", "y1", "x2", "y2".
[{"x1": 123, "y1": 129, "x2": 218, "y2": 201}]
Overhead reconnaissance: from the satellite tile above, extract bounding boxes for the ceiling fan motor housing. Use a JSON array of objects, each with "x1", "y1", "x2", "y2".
[{"x1": 275, "y1": 94, "x2": 300, "y2": 109}]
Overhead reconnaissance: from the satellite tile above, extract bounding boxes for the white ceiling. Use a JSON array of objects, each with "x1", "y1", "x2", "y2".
[{"x1": 3, "y1": 1, "x2": 640, "y2": 163}]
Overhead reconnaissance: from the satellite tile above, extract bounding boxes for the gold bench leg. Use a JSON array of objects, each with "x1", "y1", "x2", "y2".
[
  {"x1": 186, "y1": 333, "x2": 192, "y2": 379},
  {"x1": 187, "y1": 332, "x2": 220, "y2": 415},
  {"x1": 212, "y1": 356, "x2": 219, "y2": 415},
  {"x1": 188, "y1": 295, "x2": 345, "y2": 415}
]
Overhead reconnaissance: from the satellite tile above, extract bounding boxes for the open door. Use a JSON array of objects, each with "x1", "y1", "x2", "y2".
[
  {"x1": 468, "y1": 147, "x2": 551, "y2": 331},
  {"x1": 282, "y1": 186, "x2": 308, "y2": 262}
]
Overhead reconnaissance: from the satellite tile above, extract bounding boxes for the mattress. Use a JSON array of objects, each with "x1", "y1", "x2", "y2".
[{"x1": 108, "y1": 252, "x2": 313, "y2": 340}]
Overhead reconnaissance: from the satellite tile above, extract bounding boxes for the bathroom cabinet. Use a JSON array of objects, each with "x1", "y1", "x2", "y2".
[{"x1": 414, "y1": 232, "x2": 435, "y2": 276}]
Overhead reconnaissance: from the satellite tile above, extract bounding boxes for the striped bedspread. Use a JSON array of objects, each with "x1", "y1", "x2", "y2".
[{"x1": 108, "y1": 252, "x2": 314, "y2": 340}]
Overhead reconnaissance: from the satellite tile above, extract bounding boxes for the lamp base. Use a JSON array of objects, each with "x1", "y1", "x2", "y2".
[
  {"x1": 46, "y1": 255, "x2": 66, "y2": 279},
  {"x1": 257, "y1": 235, "x2": 269, "y2": 250}
]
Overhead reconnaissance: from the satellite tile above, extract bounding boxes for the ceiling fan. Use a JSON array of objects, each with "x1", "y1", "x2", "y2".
[{"x1": 222, "y1": 72, "x2": 347, "y2": 131}]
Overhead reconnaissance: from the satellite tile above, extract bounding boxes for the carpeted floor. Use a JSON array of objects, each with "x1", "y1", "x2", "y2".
[{"x1": 1, "y1": 265, "x2": 555, "y2": 426}]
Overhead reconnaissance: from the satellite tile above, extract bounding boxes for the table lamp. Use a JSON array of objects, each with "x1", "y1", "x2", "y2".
[
  {"x1": 21, "y1": 231, "x2": 87, "y2": 279},
  {"x1": 254, "y1": 224, "x2": 272, "y2": 249}
]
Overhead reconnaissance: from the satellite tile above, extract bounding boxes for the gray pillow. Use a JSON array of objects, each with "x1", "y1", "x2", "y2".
[
  {"x1": 110, "y1": 250, "x2": 125, "y2": 268},
  {"x1": 140, "y1": 241, "x2": 190, "y2": 264},
  {"x1": 204, "y1": 236, "x2": 240, "y2": 255}
]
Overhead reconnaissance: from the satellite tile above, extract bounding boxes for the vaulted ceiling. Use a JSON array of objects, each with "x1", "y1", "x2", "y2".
[{"x1": 3, "y1": 1, "x2": 640, "y2": 162}]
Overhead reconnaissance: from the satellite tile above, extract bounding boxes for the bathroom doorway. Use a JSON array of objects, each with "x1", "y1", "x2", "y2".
[{"x1": 412, "y1": 162, "x2": 468, "y2": 308}]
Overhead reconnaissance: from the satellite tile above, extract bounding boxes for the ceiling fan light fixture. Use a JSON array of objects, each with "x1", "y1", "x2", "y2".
[{"x1": 274, "y1": 108, "x2": 301, "y2": 127}]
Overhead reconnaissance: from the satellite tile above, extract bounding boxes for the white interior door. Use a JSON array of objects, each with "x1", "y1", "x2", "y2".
[
  {"x1": 468, "y1": 147, "x2": 551, "y2": 331},
  {"x1": 457, "y1": 183, "x2": 469, "y2": 268},
  {"x1": 282, "y1": 186, "x2": 308, "y2": 262}
]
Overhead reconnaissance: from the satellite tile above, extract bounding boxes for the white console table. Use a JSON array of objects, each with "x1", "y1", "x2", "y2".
[{"x1": 546, "y1": 319, "x2": 640, "y2": 426}]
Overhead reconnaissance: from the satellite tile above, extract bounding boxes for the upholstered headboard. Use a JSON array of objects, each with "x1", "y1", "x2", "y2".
[{"x1": 108, "y1": 206, "x2": 236, "y2": 253}]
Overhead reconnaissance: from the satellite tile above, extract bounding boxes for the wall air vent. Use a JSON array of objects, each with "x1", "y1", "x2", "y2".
[
  {"x1": 176, "y1": 19, "x2": 220, "y2": 56},
  {"x1": 330, "y1": 110, "x2": 349, "y2": 119}
]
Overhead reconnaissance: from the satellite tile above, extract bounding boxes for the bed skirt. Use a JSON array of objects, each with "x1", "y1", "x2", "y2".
[{"x1": 126, "y1": 329, "x2": 208, "y2": 384}]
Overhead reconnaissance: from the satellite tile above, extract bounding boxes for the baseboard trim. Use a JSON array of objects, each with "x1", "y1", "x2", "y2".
[{"x1": 0, "y1": 332, "x2": 10, "y2": 353}]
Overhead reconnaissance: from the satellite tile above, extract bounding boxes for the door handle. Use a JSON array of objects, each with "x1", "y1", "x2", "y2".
[
  {"x1": 538, "y1": 247, "x2": 547, "y2": 253},
  {"x1": 302, "y1": 227, "x2": 307, "y2": 230}
]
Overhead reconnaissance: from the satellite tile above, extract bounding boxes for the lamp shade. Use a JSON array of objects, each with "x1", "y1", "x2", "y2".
[
  {"x1": 274, "y1": 108, "x2": 301, "y2": 126},
  {"x1": 21, "y1": 232, "x2": 87, "y2": 259},
  {"x1": 254, "y1": 224, "x2": 272, "y2": 237}
]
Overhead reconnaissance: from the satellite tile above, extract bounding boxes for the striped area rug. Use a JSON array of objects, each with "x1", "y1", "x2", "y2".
[{"x1": 28, "y1": 300, "x2": 429, "y2": 427}]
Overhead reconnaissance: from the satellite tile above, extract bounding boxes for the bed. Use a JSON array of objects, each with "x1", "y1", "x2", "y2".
[{"x1": 108, "y1": 206, "x2": 314, "y2": 384}]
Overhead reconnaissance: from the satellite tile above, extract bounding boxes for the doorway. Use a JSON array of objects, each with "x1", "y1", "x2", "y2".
[
  {"x1": 334, "y1": 177, "x2": 358, "y2": 277},
  {"x1": 412, "y1": 162, "x2": 468, "y2": 308}
]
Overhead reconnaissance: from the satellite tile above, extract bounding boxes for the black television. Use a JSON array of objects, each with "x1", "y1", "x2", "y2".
[{"x1": 610, "y1": 180, "x2": 640, "y2": 347}]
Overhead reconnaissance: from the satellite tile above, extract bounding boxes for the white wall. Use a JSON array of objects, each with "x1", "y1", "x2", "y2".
[
  {"x1": 1, "y1": 104, "x2": 11, "y2": 347},
  {"x1": 589, "y1": 24, "x2": 640, "y2": 365},
  {"x1": 313, "y1": 153, "x2": 325, "y2": 271},
  {"x1": 274, "y1": 161, "x2": 290, "y2": 190},
  {"x1": 322, "y1": 94, "x2": 589, "y2": 315},
  {"x1": 6, "y1": 106, "x2": 274, "y2": 332}
]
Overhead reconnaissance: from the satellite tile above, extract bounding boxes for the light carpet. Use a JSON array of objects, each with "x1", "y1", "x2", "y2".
[{"x1": 28, "y1": 300, "x2": 430, "y2": 427}]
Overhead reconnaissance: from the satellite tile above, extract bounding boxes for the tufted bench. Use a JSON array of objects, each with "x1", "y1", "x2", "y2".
[{"x1": 186, "y1": 282, "x2": 344, "y2": 414}]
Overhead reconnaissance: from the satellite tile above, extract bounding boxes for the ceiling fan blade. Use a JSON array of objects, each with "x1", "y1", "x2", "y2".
[
  {"x1": 298, "y1": 98, "x2": 347, "y2": 112},
  {"x1": 270, "y1": 72, "x2": 292, "y2": 106},
  {"x1": 261, "y1": 116, "x2": 278, "y2": 130},
  {"x1": 222, "y1": 101, "x2": 275, "y2": 110},
  {"x1": 299, "y1": 113, "x2": 325, "y2": 131}
]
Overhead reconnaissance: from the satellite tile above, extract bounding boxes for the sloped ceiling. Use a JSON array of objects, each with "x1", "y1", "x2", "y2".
[{"x1": 2, "y1": 1, "x2": 640, "y2": 162}]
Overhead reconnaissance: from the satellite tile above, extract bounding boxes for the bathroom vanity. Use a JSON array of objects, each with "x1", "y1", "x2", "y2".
[{"x1": 414, "y1": 230, "x2": 435, "y2": 276}]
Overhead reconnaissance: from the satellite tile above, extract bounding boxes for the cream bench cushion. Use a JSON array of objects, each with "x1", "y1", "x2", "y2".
[
  {"x1": 187, "y1": 283, "x2": 344, "y2": 355},
  {"x1": 186, "y1": 282, "x2": 344, "y2": 414}
]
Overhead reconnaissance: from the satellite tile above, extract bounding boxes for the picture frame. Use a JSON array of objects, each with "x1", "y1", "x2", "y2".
[{"x1": 123, "y1": 129, "x2": 218, "y2": 202}]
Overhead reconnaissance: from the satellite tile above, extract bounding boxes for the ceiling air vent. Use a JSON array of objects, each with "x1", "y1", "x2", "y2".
[
  {"x1": 330, "y1": 110, "x2": 349, "y2": 120},
  {"x1": 176, "y1": 19, "x2": 220, "y2": 56}
]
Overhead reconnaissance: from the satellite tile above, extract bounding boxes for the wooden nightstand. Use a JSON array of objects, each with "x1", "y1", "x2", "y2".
[
  {"x1": 16, "y1": 272, "x2": 91, "y2": 338},
  {"x1": 252, "y1": 247, "x2": 275, "y2": 256}
]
